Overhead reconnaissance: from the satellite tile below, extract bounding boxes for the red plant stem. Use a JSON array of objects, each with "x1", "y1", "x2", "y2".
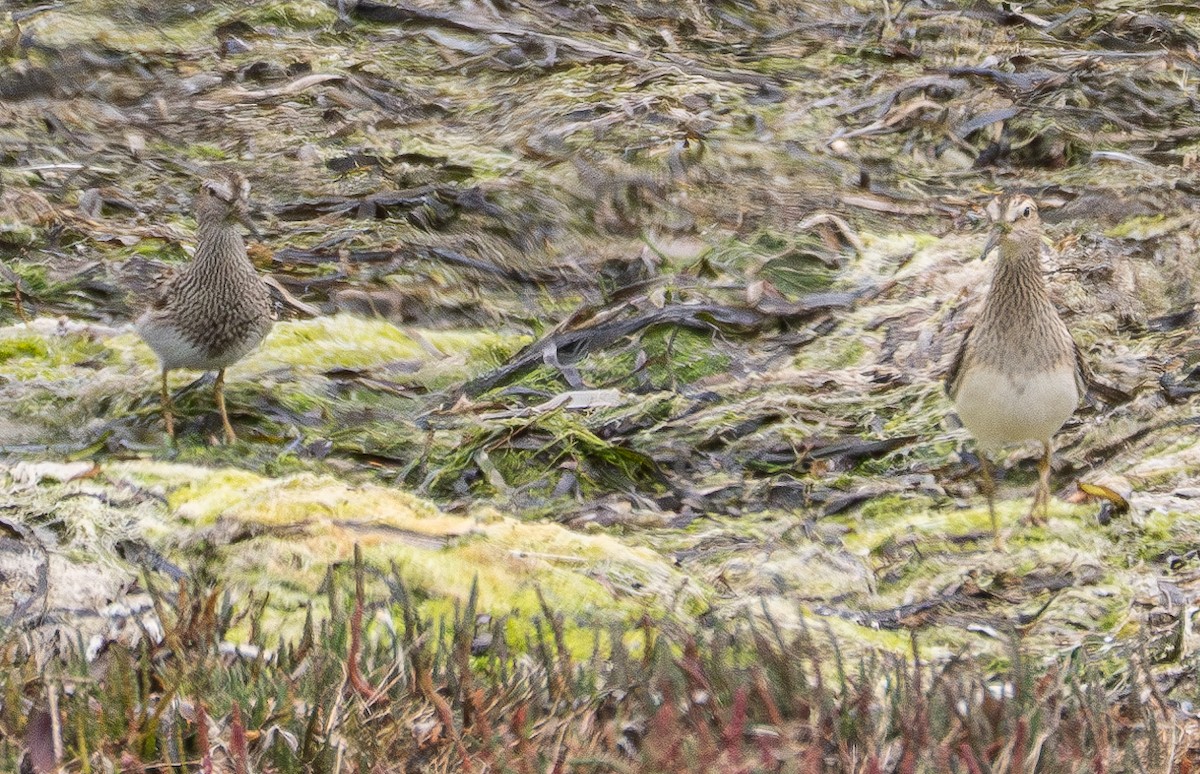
[
  {"x1": 348, "y1": 546, "x2": 383, "y2": 706},
  {"x1": 230, "y1": 703, "x2": 248, "y2": 774},
  {"x1": 722, "y1": 686, "x2": 748, "y2": 765},
  {"x1": 197, "y1": 701, "x2": 213, "y2": 774},
  {"x1": 1009, "y1": 718, "x2": 1027, "y2": 774},
  {"x1": 957, "y1": 742, "x2": 984, "y2": 774}
]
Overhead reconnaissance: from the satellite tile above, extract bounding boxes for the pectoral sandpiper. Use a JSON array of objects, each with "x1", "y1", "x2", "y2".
[
  {"x1": 945, "y1": 195, "x2": 1090, "y2": 547},
  {"x1": 136, "y1": 171, "x2": 274, "y2": 443}
]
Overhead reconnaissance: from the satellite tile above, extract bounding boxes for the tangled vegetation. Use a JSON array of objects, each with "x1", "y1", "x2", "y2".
[
  {"x1": 2, "y1": 0, "x2": 1200, "y2": 769},
  {"x1": 0, "y1": 553, "x2": 1187, "y2": 772}
]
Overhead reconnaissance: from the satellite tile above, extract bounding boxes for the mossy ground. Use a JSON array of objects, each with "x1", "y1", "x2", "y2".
[{"x1": 3, "y1": 0, "x2": 1200, "y2": 769}]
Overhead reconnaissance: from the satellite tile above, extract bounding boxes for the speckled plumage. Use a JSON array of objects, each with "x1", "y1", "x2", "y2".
[
  {"x1": 136, "y1": 171, "x2": 273, "y2": 442},
  {"x1": 945, "y1": 195, "x2": 1090, "y2": 544}
]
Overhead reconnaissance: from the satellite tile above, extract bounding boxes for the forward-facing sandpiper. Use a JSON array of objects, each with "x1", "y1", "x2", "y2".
[{"x1": 946, "y1": 195, "x2": 1090, "y2": 547}]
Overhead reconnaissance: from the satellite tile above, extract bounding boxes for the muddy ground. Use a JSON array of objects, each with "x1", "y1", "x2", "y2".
[{"x1": 2, "y1": 0, "x2": 1200, "y2": 761}]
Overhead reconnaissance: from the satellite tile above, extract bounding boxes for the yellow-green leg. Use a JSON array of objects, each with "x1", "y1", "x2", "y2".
[
  {"x1": 1028, "y1": 441, "x2": 1052, "y2": 526},
  {"x1": 979, "y1": 452, "x2": 1003, "y2": 551},
  {"x1": 160, "y1": 367, "x2": 175, "y2": 439},
  {"x1": 214, "y1": 368, "x2": 237, "y2": 444}
]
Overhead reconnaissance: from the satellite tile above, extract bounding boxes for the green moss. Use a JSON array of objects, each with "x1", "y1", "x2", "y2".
[
  {"x1": 183, "y1": 143, "x2": 229, "y2": 161},
  {"x1": 831, "y1": 339, "x2": 867, "y2": 369},
  {"x1": 260, "y1": 317, "x2": 426, "y2": 369},
  {"x1": 429, "y1": 410, "x2": 663, "y2": 500},
  {"x1": 4, "y1": 264, "x2": 49, "y2": 293},
  {"x1": 856, "y1": 493, "x2": 914, "y2": 522},
  {"x1": 0, "y1": 329, "x2": 113, "y2": 380},
  {"x1": 838, "y1": 496, "x2": 1100, "y2": 557},
  {"x1": 759, "y1": 249, "x2": 839, "y2": 295},
  {"x1": 1091, "y1": 597, "x2": 1130, "y2": 632},
  {"x1": 820, "y1": 613, "x2": 918, "y2": 654},
  {"x1": 871, "y1": 555, "x2": 943, "y2": 593},
  {"x1": 490, "y1": 364, "x2": 565, "y2": 396},
  {"x1": 245, "y1": 0, "x2": 337, "y2": 28},
  {"x1": 1132, "y1": 511, "x2": 1200, "y2": 562},
  {"x1": 158, "y1": 467, "x2": 267, "y2": 524},
  {"x1": 272, "y1": 380, "x2": 332, "y2": 419},
  {"x1": 794, "y1": 333, "x2": 877, "y2": 371},
  {"x1": 855, "y1": 231, "x2": 950, "y2": 277},
  {"x1": 253, "y1": 317, "x2": 527, "y2": 383},
  {"x1": 106, "y1": 462, "x2": 704, "y2": 646},
  {"x1": 18, "y1": 7, "x2": 214, "y2": 52},
  {"x1": 644, "y1": 328, "x2": 730, "y2": 383},
  {"x1": 1104, "y1": 214, "x2": 1188, "y2": 240},
  {"x1": 0, "y1": 219, "x2": 37, "y2": 247},
  {"x1": 700, "y1": 229, "x2": 840, "y2": 281},
  {"x1": 0, "y1": 335, "x2": 48, "y2": 363},
  {"x1": 573, "y1": 327, "x2": 730, "y2": 389},
  {"x1": 387, "y1": 134, "x2": 518, "y2": 181},
  {"x1": 1136, "y1": 511, "x2": 1174, "y2": 545}
]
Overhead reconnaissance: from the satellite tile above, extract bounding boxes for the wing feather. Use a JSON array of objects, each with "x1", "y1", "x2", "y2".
[
  {"x1": 944, "y1": 325, "x2": 973, "y2": 400},
  {"x1": 1072, "y1": 338, "x2": 1092, "y2": 399}
]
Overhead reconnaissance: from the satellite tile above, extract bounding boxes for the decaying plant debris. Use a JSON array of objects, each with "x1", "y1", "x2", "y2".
[
  {"x1": 5, "y1": 555, "x2": 1194, "y2": 772},
  {"x1": 2, "y1": 0, "x2": 1200, "y2": 769}
]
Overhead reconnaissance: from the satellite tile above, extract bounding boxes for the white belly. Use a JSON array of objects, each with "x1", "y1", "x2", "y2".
[
  {"x1": 136, "y1": 314, "x2": 262, "y2": 371},
  {"x1": 953, "y1": 365, "x2": 1078, "y2": 448}
]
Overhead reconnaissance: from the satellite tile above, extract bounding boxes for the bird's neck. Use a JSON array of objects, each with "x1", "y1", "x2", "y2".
[
  {"x1": 194, "y1": 220, "x2": 247, "y2": 267},
  {"x1": 982, "y1": 241, "x2": 1051, "y2": 317}
]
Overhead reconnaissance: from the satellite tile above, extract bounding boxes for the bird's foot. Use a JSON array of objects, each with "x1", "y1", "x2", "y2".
[
  {"x1": 1022, "y1": 496, "x2": 1050, "y2": 527},
  {"x1": 1025, "y1": 442, "x2": 1054, "y2": 527},
  {"x1": 213, "y1": 368, "x2": 237, "y2": 444}
]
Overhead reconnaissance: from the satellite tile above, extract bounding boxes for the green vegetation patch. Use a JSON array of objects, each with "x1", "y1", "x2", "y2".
[
  {"x1": 0, "y1": 326, "x2": 113, "y2": 380},
  {"x1": 253, "y1": 316, "x2": 525, "y2": 377},
  {"x1": 428, "y1": 409, "x2": 666, "y2": 499},
  {"x1": 110, "y1": 460, "x2": 703, "y2": 642},
  {"x1": 244, "y1": 0, "x2": 337, "y2": 29},
  {"x1": 1104, "y1": 213, "x2": 1190, "y2": 240}
]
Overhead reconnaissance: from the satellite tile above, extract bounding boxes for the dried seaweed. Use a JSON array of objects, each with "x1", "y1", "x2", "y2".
[
  {"x1": 2, "y1": 0, "x2": 1200, "y2": 765},
  {"x1": 464, "y1": 291, "x2": 858, "y2": 395}
]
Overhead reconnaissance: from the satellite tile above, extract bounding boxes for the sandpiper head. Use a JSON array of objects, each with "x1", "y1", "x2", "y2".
[
  {"x1": 980, "y1": 195, "x2": 1040, "y2": 259},
  {"x1": 194, "y1": 170, "x2": 257, "y2": 235}
]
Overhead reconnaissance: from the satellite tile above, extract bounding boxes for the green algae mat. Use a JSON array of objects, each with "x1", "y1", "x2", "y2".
[{"x1": 2, "y1": 0, "x2": 1200, "y2": 770}]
